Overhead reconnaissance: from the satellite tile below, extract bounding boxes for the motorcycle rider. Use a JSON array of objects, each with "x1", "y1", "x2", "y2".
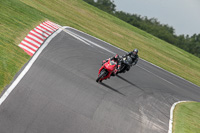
[
  {"x1": 123, "y1": 48, "x2": 139, "y2": 71},
  {"x1": 103, "y1": 54, "x2": 121, "y2": 76}
]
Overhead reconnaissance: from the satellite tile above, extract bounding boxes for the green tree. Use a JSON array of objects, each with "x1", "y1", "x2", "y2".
[
  {"x1": 83, "y1": 0, "x2": 200, "y2": 58},
  {"x1": 96, "y1": 0, "x2": 116, "y2": 14}
]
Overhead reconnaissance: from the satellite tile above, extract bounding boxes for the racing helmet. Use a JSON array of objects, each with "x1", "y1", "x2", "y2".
[{"x1": 133, "y1": 49, "x2": 138, "y2": 55}]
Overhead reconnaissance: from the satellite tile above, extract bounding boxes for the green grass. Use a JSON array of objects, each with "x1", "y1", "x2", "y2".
[
  {"x1": 173, "y1": 102, "x2": 200, "y2": 133},
  {"x1": 0, "y1": 0, "x2": 200, "y2": 94}
]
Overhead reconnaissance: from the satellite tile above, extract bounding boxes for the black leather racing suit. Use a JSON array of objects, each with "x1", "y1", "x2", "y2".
[{"x1": 124, "y1": 52, "x2": 139, "y2": 71}]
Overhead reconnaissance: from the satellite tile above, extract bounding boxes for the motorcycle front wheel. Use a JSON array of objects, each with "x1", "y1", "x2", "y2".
[
  {"x1": 118, "y1": 64, "x2": 126, "y2": 73},
  {"x1": 96, "y1": 69, "x2": 107, "y2": 82}
]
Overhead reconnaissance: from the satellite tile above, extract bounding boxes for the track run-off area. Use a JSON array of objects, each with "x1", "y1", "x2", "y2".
[{"x1": 0, "y1": 26, "x2": 200, "y2": 133}]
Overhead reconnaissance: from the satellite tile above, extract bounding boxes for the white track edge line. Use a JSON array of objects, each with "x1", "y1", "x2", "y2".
[
  {"x1": 64, "y1": 28, "x2": 116, "y2": 54},
  {"x1": 168, "y1": 101, "x2": 189, "y2": 133},
  {"x1": 60, "y1": 27, "x2": 92, "y2": 46},
  {"x1": 65, "y1": 26, "x2": 199, "y2": 88},
  {"x1": 0, "y1": 28, "x2": 63, "y2": 106}
]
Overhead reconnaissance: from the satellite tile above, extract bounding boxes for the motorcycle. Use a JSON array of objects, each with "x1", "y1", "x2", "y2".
[
  {"x1": 96, "y1": 58, "x2": 117, "y2": 82},
  {"x1": 117, "y1": 55, "x2": 132, "y2": 74}
]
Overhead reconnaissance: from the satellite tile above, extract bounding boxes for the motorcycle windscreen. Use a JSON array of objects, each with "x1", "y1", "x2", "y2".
[{"x1": 110, "y1": 61, "x2": 117, "y2": 65}]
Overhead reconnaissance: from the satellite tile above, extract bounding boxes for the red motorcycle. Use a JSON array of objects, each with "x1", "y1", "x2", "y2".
[{"x1": 96, "y1": 58, "x2": 118, "y2": 82}]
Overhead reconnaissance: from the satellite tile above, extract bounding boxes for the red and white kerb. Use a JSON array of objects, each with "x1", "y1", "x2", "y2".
[{"x1": 18, "y1": 21, "x2": 61, "y2": 56}]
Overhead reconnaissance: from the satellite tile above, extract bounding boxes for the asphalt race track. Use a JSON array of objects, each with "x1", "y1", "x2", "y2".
[{"x1": 0, "y1": 27, "x2": 200, "y2": 133}]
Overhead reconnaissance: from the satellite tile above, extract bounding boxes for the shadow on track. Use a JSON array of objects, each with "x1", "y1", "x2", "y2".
[
  {"x1": 100, "y1": 82, "x2": 125, "y2": 96},
  {"x1": 116, "y1": 75, "x2": 144, "y2": 91}
]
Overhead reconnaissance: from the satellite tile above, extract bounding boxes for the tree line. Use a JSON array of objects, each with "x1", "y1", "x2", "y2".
[{"x1": 83, "y1": 0, "x2": 200, "y2": 58}]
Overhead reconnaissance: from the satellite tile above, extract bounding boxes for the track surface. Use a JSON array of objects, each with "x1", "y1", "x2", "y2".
[{"x1": 0, "y1": 27, "x2": 200, "y2": 133}]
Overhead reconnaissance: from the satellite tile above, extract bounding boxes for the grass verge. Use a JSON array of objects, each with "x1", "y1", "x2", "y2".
[
  {"x1": 173, "y1": 102, "x2": 200, "y2": 133},
  {"x1": 0, "y1": 0, "x2": 200, "y2": 93}
]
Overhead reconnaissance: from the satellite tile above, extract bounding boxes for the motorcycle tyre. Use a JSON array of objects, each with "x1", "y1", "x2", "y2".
[
  {"x1": 96, "y1": 69, "x2": 106, "y2": 82},
  {"x1": 118, "y1": 64, "x2": 126, "y2": 74}
]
